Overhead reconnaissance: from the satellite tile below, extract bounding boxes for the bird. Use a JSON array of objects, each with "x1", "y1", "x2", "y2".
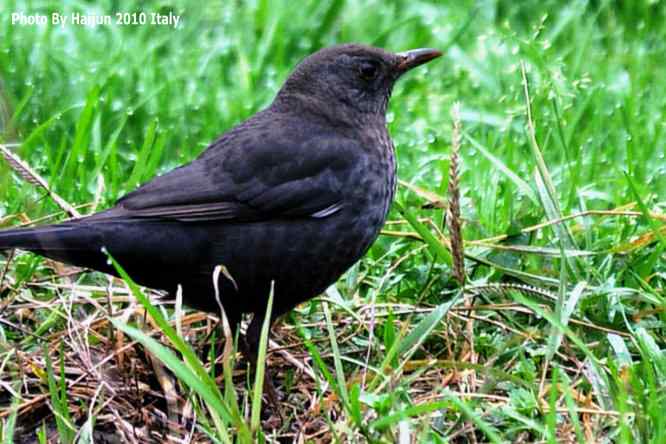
[{"x1": 0, "y1": 43, "x2": 441, "y2": 391}]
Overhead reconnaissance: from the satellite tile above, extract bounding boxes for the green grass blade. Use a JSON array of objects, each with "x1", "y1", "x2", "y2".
[
  {"x1": 1, "y1": 385, "x2": 20, "y2": 444},
  {"x1": 395, "y1": 201, "x2": 452, "y2": 266},
  {"x1": 250, "y1": 284, "x2": 274, "y2": 434},
  {"x1": 323, "y1": 300, "x2": 351, "y2": 410},
  {"x1": 369, "y1": 299, "x2": 456, "y2": 393},
  {"x1": 112, "y1": 322, "x2": 234, "y2": 442},
  {"x1": 126, "y1": 118, "x2": 158, "y2": 190},
  {"x1": 624, "y1": 171, "x2": 666, "y2": 250},
  {"x1": 447, "y1": 395, "x2": 502, "y2": 444},
  {"x1": 44, "y1": 344, "x2": 75, "y2": 444},
  {"x1": 464, "y1": 133, "x2": 539, "y2": 205},
  {"x1": 369, "y1": 399, "x2": 448, "y2": 431},
  {"x1": 105, "y1": 252, "x2": 249, "y2": 441}
]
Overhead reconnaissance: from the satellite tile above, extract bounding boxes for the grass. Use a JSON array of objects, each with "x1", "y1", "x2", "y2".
[{"x1": 1, "y1": 0, "x2": 665, "y2": 441}]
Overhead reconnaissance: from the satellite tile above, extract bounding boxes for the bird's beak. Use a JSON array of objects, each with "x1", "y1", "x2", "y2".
[{"x1": 395, "y1": 48, "x2": 442, "y2": 72}]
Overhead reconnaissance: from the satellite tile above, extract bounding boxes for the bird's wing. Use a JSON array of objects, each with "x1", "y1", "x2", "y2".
[{"x1": 113, "y1": 125, "x2": 362, "y2": 222}]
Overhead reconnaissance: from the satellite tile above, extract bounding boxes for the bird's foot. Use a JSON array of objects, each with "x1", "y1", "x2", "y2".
[
  {"x1": 261, "y1": 372, "x2": 285, "y2": 427},
  {"x1": 263, "y1": 371, "x2": 283, "y2": 409}
]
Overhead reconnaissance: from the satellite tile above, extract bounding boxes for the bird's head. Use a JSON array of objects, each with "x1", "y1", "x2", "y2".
[{"x1": 275, "y1": 44, "x2": 442, "y2": 121}]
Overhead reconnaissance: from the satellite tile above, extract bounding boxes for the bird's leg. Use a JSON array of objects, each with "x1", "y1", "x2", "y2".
[
  {"x1": 240, "y1": 312, "x2": 282, "y2": 410},
  {"x1": 199, "y1": 311, "x2": 240, "y2": 369}
]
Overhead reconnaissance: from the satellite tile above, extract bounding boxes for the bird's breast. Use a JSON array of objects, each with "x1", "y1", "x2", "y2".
[
  {"x1": 339, "y1": 127, "x2": 396, "y2": 256},
  {"x1": 203, "y1": 132, "x2": 396, "y2": 315}
]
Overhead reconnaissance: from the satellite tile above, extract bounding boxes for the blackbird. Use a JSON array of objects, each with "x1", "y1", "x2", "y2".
[{"x1": 0, "y1": 43, "x2": 440, "y2": 378}]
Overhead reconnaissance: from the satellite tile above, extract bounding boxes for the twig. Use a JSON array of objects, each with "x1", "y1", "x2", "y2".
[{"x1": 0, "y1": 143, "x2": 81, "y2": 218}]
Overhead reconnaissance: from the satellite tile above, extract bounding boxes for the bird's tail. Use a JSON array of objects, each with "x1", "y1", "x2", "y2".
[
  {"x1": 0, "y1": 223, "x2": 110, "y2": 272},
  {"x1": 0, "y1": 207, "x2": 126, "y2": 254},
  {"x1": 0, "y1": 225, "x2": 81, "y2": 251}
]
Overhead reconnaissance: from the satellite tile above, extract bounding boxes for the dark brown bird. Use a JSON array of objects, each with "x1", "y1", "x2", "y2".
[{"x1": 0, "y1": 43, "x2": 440, "y2": 384}]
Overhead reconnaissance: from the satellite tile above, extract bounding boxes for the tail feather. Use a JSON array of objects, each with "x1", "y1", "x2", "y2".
[
  {"x1": 0, "y1": 223, "x2": 111, "y2": 273},
  {"x1": 0, "y1": 225, "x2": 82, "y2": 251},
  {"x1": 0, "y1": 218, "x2": 197, "y2": 293}
]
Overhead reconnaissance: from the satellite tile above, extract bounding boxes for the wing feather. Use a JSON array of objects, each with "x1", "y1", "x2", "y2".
[{"x1": 113, "y1": 119, "x2": 359, "y2": 223}]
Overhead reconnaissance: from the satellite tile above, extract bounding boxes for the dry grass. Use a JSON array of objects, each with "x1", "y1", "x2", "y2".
[{"x1": 0, "y1": 260, "x2": 631, "y2": 442}]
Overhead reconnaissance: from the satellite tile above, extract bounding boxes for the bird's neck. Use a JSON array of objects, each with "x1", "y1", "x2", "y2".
[{"x1": 271, "y1": 92, "x2": 387, "y2": 131}]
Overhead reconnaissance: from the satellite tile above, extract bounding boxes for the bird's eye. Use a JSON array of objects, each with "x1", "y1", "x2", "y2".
[{"x1": 358, "y1": 61, "x2": 379, "y2": 80}]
